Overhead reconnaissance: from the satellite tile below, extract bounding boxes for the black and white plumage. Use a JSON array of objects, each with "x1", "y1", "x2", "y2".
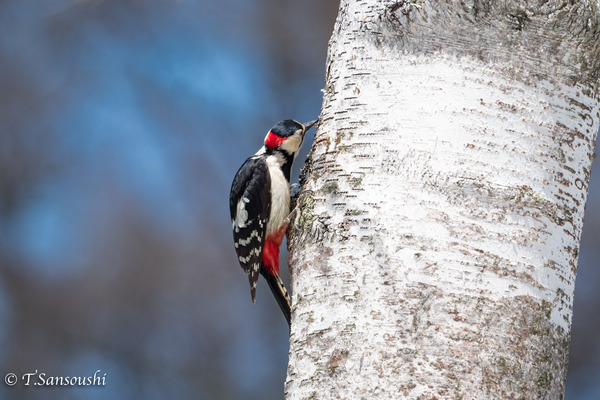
[
  {"x1": 230, "y1": 156, "x2": 271, "y2": 301},
  {"x1": 229, "y1": 119, "x2": 318, "y2": 326}
]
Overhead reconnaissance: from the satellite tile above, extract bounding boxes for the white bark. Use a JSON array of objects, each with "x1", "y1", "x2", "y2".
[{"x1": 286, "y1": 1, "x2": 599, "y2": 399}]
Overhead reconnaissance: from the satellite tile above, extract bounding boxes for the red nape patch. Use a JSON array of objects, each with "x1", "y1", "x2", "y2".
[
  {"x1": 262, "y1": 227, "x2": 286, "y2": 276},
  {"x1": 265, "y1": 131, "x2": 286, "y2": 149}
]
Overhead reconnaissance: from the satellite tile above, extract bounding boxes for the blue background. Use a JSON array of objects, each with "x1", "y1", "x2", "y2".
[{"x1": 0, "y1": 1, "x2": 597, "y2": 399}]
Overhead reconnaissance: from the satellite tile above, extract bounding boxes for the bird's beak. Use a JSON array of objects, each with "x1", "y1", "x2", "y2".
[{"x1": 302, "y1": 119, "x2": 319, "y2": 134}]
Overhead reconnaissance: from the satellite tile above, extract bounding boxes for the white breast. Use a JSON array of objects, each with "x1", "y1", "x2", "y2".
[{"x1": 266, "y1": 155, "x2": 290, "y2": 237}]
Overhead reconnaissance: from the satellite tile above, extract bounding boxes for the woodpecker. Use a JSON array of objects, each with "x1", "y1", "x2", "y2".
[{"x1": 229, "y1": 119, "x2": 318, "y2": 326}]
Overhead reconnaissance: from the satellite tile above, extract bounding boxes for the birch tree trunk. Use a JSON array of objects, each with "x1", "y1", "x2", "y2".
[{"x1": 286, "y1": 1, "x2": 599, "y2": 399}]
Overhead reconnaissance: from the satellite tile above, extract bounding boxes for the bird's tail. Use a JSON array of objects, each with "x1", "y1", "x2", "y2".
[
  {"x1": 262, "y1": 271, "x2": 291, "y2": 327},
  {"x1": 248, "y1": 264, "x2": 261, "y2": 304}
]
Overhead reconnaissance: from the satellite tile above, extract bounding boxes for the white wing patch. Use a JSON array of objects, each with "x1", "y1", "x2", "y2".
[{"x1": 234, "y1": 197, "x2": 250, "y2": 230}]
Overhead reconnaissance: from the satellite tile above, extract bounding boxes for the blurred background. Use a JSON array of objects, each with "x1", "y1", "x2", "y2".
[{"x1": 0, "y1": 1, "x2": 597, "y2": 399}]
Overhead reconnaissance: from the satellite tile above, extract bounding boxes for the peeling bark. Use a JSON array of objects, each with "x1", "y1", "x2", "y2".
[{"x1": 285, "y1": 1, "x2": 599, "y2": 399}]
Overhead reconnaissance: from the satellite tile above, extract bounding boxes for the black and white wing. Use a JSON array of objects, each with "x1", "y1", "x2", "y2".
[{"x1": 229, "y1": 156, "x2": 271, "y2": 302}]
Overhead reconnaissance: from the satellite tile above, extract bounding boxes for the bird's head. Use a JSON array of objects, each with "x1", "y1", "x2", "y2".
[{"x1": 264, "y1": 119, "x2": 318, "y2": 157}]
